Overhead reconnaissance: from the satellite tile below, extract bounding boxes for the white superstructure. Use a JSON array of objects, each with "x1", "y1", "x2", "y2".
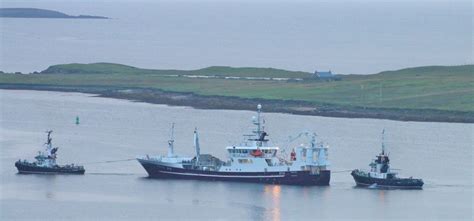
[
  {"x1": 34, "y1": 130, "x2": 59, "y2": 167},
  {"x1": 139, "y1": 104, "x2": 329, "y2": 175}
]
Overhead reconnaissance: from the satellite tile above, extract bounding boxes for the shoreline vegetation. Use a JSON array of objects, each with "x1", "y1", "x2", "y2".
[
  {"x1": 1, "y1": 63, "x2": 473, "y2": 123},
  {"x1": 0, "y1": 8, "x2": 109, "y2": 19}
]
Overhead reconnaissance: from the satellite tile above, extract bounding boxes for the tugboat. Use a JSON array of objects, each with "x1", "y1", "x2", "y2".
[
  {"x1": 137, "y1": 104, "x2": 331, "y2": 185},
  {"x1": 15, "y1": 130, "x2": 85, "y2": 174},
  {"x1": 351, "y1": 130, "x2": 423, "y2": 189}
]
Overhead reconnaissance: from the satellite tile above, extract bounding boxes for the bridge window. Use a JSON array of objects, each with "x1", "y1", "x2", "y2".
[{"x1": 238, "y1": 159, "x2": 253, "y2": 164}]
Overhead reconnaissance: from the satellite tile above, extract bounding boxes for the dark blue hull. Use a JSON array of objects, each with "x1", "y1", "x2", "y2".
[
  {"x1": 138, "y1": 160, "x2": 330, "y2": 186},
  {"x1": 15, "y1": 161, "x2": 85, "y2": 174},
  {"x1": 351, "y1": 170, "x2": 423, "y2": 189}
]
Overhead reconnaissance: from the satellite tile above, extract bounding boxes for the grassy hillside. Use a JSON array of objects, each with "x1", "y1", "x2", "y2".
[
  {"x1": 1, "y1": 63, "x2": 473, "y2": 112},
  {"x1": 41, "y1": 63, "x2": 312, "y2": 79}
]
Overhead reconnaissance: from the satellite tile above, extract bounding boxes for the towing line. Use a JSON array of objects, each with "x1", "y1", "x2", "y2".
[{"x1": 79, "y1": 158, "x2": 136, "y2": 165}]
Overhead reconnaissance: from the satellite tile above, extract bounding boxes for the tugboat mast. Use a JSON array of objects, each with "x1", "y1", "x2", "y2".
[
  {"x1": 45, "y1": 130, "x2": 52, "y2": 145},
  {"x1": 381, "y1": 129, "x2": 386, "y2": 155},
  {"x1": 45, "y1": 130, "x2": 54, "y2": 157}
]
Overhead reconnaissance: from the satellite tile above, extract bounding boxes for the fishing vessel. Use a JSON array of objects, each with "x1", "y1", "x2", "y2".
[
  {"x1": 351, "y1": 130, "x2": 423, "y2": 189},
  {"x1": 15, "y1": 130, "x2": 85, "y2": 174},
  {"x1": 137, "y1": 104, "x2": 330, "y2": 185}
]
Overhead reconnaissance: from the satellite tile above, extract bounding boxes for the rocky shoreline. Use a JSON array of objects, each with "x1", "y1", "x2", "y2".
[{"x1": 1, "y1": 84, "x2": 472, "y2": 123}]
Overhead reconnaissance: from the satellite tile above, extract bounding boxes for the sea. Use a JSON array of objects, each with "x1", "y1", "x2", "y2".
[
  {"x1": 1, "y1": 0, "x2": 473, "y2": 220},
  {"x1": 0, "y1": 0, "x2": 472, "y2": 74},
  {"x1": 0, "y1": 89, "x2": 472, "y2": 220}
]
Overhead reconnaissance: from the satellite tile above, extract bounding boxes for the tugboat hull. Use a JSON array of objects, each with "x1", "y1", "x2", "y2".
[
  {"x1": 351, "y1": 170, "x2": 423, "y2": 189},
  {"x1": 138, "y1": 159, "x2": 330, "y2": 186},
  {"x1": 15, "y1": 161, "x2": 85, "y2": 175}
]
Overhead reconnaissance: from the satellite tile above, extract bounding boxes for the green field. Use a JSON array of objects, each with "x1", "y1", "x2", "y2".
[{"x1": 1, "y1": 63, "x2": 473, "y2": 112}]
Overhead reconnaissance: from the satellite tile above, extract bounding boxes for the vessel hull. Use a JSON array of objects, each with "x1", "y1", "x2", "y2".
[
  {"x1": 351, "y1": 170, "x2": 423, "y2": 189},
  {"x1": 138, "y1": 159, "x2": 330, "y2": 186},
  {"x1": 15, "y1": 162, "x2": 85, "y2": 174}
]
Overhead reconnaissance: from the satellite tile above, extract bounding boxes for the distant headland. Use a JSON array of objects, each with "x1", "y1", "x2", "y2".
[{"x1": 0, "y1": 8, "x2": 109, "y2": 19}]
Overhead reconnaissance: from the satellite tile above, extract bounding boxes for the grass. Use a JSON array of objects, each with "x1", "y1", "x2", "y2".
[
  {"x1": 1, "y1": 63, "x2": 473, "y2": 112},
  {"x1": 41, "y1": 63, "x2": 312, "y2": 78}
]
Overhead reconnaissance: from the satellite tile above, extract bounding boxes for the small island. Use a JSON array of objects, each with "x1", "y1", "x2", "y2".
[
  {"x1": 1, "y1": 63, "x2": 473, "y2": 123},
  {"x1": 0, "y1": 8, "x2": 108, "y2": 19}
]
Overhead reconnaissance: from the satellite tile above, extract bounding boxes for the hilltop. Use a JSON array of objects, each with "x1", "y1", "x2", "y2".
[
  {"x1": 0, "y1": 8, "x2": 108, "y2": 19},
  {"x1": 41, "y1": 63, "x2": 312, "y2": 79}
]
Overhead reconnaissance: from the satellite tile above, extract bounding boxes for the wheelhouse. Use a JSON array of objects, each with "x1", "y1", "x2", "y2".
[{"x1": 226, "y1": 146, "x2": 278, "y2": 158}]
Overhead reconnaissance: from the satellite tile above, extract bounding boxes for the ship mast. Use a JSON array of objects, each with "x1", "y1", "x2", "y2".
[
  {"x1": 381, "y1": 129, "x2": 386, "y2": 155},
  {"x1": 167, "y1": 123, "x2": 175, "y2": 157},
  {"x1": 44, "y1": 130, "x2": 57, "y2": 165},
  {"x1": 253, "y1": 104, "x2": 265, "y2": 147},
  {"x1": 194, "y1": 128, "x2": 200, "y2": 163},
  {"x1": 45, "y1": 130, "x2": 53, "y2": 154},
  {"x1": 256, "y1": 104, "x2": 262, "y2": 135}
]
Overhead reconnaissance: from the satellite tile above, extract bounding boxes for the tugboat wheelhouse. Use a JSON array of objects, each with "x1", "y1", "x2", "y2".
[
  {"x1": 15, "y1": 130, "x2": 85, "y2": 174},
  {"x1": 351, "y1": 129, "x2": 423, "y2": 189}
]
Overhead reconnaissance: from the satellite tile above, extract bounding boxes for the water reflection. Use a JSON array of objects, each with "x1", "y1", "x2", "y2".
[
  {"x1": 40, "y1": 174, "x2": 57, "y2": 200},
  {"x1": 378, "y1": 190, "x2": 386, "y2": 203},
  {"x1": 15, "y1": 174, "x2": 58, "y2": 200},
  {"x1": 263, "y1": 185, "x2": 281, "y2": 221}
]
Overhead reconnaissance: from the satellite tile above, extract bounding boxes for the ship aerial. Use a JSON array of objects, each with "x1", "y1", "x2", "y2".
[
  {"x1": 351, "y1": 129, "x2": 423, "y2": 189},
  {"x1": 15, "y1": 130, "x2": 85, "y2": 174},
  {"x1": 137, "y1": 104, "x2": 331, "y2": 185}
]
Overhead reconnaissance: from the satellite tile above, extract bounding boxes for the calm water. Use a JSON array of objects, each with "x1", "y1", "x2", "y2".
[
  {"x1": 0, "y1": 89, "x2": 472, "y2": 220},
  {"x1": 0, "y1": 0, "x2": 472, "y2": 74}
]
